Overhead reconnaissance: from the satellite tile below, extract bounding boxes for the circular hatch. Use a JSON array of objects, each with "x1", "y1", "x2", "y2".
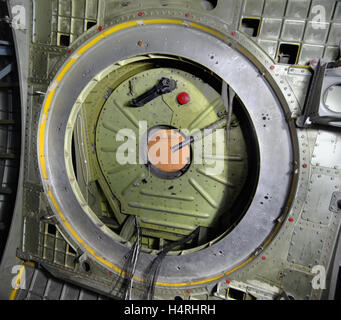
[{"x1": 38, "y1": 22, "x2": 295, "y2": 291}]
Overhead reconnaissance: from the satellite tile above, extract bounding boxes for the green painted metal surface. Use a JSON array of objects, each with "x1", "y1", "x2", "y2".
[{"x1": 73, "y1": 58, "x2": 249, "y2": 246}]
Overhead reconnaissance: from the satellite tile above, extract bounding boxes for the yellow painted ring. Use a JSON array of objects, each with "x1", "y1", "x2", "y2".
[{"x1": 38, "y1": 18, "x2": 260, "y2": 288}]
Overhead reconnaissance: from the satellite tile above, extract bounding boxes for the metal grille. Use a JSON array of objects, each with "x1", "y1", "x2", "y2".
[
  {"x1": 239, "y1": 0, "x2": 341, "y2": 65},
  {"x1": 33, "y1": 0, "x2": 99, "y2": 46}
]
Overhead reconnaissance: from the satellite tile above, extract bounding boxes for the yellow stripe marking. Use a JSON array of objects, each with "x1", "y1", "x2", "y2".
[
  {"x1": 144, "y1": 18, "x2": 185, "y2": 26},
  {"x1": 39, "y1": 89, "x2": 55, "y2": 179},
  {"x1": 56, "y1": 59, "x2": 77, "y2": 82},
  {"x1": 38, "y1": 18, "x2": 254, "y2": 287},
  {"x1": 102, "y1": 20, "x2": 138, "y2": 38},
  {"x1": 77, "y1": 35, "x2": 105, "y2": 55}
]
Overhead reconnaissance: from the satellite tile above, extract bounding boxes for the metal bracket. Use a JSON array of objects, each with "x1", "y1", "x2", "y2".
[
  {"x1": 129, "y1": 77, "x2": 177, "y2": 107},
  {"x1": 0, "y1": 45, "x2": 12, "y2": 56},
  {"x1": 329, "y1": 192, "x2": 341, "y2": 213},
  {"x1": 0, "y1": 63, "x2": 13, "y2": 80},
  {"x1": 296, "y1": 59, "x2": 341, "y2": 128}
]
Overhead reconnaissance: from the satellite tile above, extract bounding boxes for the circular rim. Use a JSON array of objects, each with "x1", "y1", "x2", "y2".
[{"x1": 38, "y1": 20, "x2": 295, "y2": 286}]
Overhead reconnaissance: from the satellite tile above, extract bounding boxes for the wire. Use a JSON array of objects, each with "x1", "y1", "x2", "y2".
[
  {"x1": 124, "y1": 216, "x2": 141, "y2": 300},
  {"x1": 145, "y1": 227, "x2": 200, "y2": 300},
  {"x1": 76, "y1": 114, "x2": 96, "y2": 204},
  {"x1": 222, "y1": 81, "x2": 235, "y2": 154}
]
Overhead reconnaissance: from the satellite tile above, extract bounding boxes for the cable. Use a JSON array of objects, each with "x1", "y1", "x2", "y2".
[
  {"x1": 222, "y1": 81, "x2": 235, "y2": 154},
  {"x1": 145, "y1": 227, "x2": 200, "y2": 300},
  {"x1": 124, "y1": 216, "x2": 141, "y2": 300}
]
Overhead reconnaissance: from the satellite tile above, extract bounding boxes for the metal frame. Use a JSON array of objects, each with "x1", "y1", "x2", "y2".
[{"x1": 297, "y1": 60, "x2": 341, "y2": 128}]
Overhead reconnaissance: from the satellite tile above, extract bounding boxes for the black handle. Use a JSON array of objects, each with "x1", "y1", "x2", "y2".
[{"x1": 129, "y1": 77, "x2": 177, "y2": 107}]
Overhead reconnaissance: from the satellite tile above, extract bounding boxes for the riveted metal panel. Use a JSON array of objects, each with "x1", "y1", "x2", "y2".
[
  {"x1": 281, "y1": 269, "x2": 314, "y2": 300},
  {"x1": 302, "y1": 173, "x2": 340, "y2": 224},
  {"x1": 288, "y1": 225, "x2": 324, "y2": 267},
  {"x1": 312, "y1": 131, "x2": 341, "y2": 169}
]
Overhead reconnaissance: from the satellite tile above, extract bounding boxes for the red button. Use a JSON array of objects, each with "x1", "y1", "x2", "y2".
[{"x1": 177, "y1": 92, "x2": 190, "y2": 105}]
